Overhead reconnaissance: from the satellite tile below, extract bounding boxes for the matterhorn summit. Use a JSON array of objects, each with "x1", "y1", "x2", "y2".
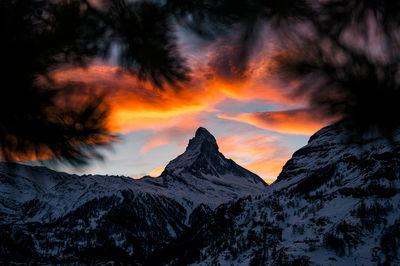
[
  {"x1": 142, "y1": 127, "x2": 268, "y2": 208},
  {"x1": 162, "y1": 127, "x2": 221, "y2": 174}
]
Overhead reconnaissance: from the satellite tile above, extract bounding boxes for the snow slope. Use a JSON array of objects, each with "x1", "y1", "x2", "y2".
[
  {"x1": 2, "y1": 121, "x2": 399, "y2": 265},
  {"x1": 140, "y1": 127, "x2": 267, "y2": 209},
  {"x1": 0, "y1": 127, "x2": 267, "y2": 263},
  {"x1": 152, "y1": 121, "x2": 400, "y2": 265},
  {"x1": 0, "y1": 127, "x2": 266, "y2": 226}
]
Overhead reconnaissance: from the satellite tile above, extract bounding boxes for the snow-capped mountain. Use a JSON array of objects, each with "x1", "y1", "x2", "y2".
[
  {"x1": 154, "y1": 121, "x2": 400, "y2": 265},
  {"x1": 2, "y1": 122, "x2": 399, "y2": 265},
  {"x1": 0, "y1": 127, "x2": 266, "y2": 225},
  {"x1": 141, "y1": 127, "x2": 267, "y2": 209},
  {"x1": 0, "y1": 127, "x2": 267, "y2": 263}
]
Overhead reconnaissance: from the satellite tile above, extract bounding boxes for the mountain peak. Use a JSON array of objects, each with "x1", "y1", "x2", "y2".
[
  {"x1": 194, "y1": 127, "x2": 214, "y2": 139},
  {"x1": 161, "y1": 128, "x2": 266, "y2": 190},
  {"x1": 162, "y1": 127, "x2": 219, "y2": 174},
  {"x1": 186, "y1": 127, "x2": 218, "y2": 154}
]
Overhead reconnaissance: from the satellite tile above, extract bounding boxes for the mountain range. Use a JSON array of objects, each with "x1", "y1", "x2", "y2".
[{"x1": 1, "y1": 123, "x2": 399, "y2": 265}]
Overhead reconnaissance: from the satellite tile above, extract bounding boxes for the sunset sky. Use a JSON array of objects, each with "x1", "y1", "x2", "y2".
[{"x1": 52, "y1": 29, "x2": 335, "y2": 183}]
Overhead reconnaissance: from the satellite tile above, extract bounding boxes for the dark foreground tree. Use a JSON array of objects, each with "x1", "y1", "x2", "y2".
[
  {"x1": 268, "y1": 0, "x2": 400, "y2": 133},
  {"x1": 0, "y1": 0, "x2": 188, "y2": 165},
  {"x1": 1, "y1": 0, "x2": 110, "y2": 165}
]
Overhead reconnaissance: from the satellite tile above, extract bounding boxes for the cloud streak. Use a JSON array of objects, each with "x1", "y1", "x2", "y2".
[
  {"x1": 218, "y1": 109, "x2": 337, "y2": 135},
  {"x1": 218, "y1": 132, "x2": 292, "y2": 181},
  {"x1": 52, "y1": 65, "x2": 220, "y2": 132}
]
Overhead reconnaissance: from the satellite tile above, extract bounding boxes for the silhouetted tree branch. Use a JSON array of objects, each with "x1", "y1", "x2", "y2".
[{"x1": 170, "y1": 0, "x2": 400, "y2": 134}]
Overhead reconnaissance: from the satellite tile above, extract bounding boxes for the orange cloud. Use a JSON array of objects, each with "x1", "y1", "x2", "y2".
[
  {"x1": 218, "y1": 109, "x2": 337, "y2": 135},
  {"x1": 12, "y1": 31, "x2": 326, "y2": 178},
  {"x1": 219, "y1": 135, "x2": 282, "y2": 159},
  {"x1": 49, "y1": 34, "x2": 309, "y2": 137},
  {"x1": 244, "y1": 158, "x2": 288, "y2": 181},
  {"x1": 45, "y1": 42, "x2": 320, "y2": 178},
  {"x1": 198, "y1": 37, "x2": 303, "y2": 107},
  {"x1": 139, "y1": 114, "x2": 204, "y2": 153},
  {"x1": 218, "y1": 132, "x2": 291, "y2": 181},
  {"x1": 52, "y1": 65, "x2": 222, "y2": 133},
  {"x1": 263, "y1": 179, "x2": 275, "y2": 185},
  {"x1": 141, "y1": 138, "x2": 170, "y2": 153},
  {"x1": 148, "y1": 166, "x2": 165, "y2": 177},
  {"x1": 51, "y1": 47, "x2": 299, "y2": 135}
]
